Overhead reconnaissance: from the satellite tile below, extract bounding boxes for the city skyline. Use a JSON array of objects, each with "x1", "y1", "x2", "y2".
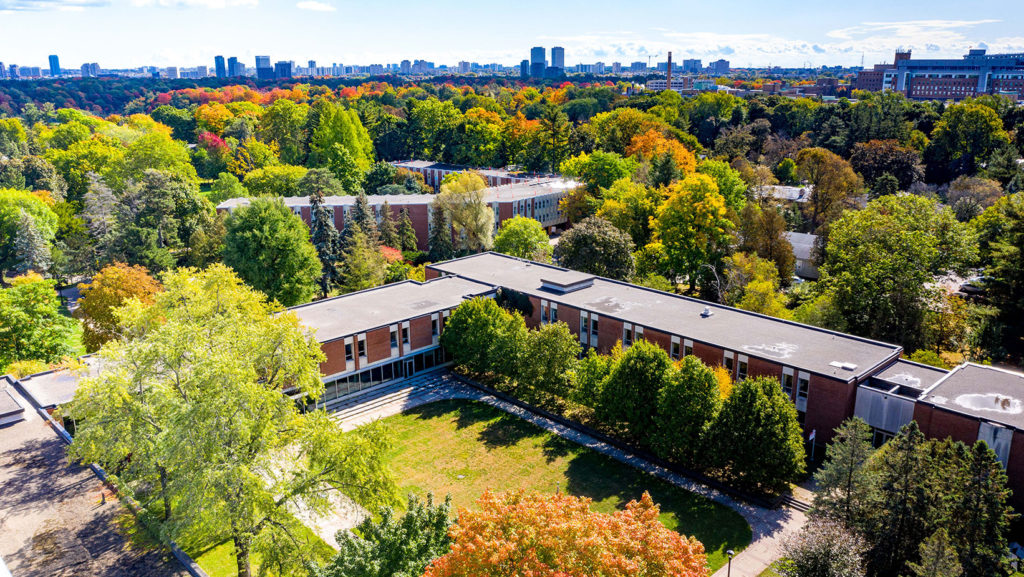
[{"x1": 0, "y1": 0, "x2": 1022, "y2": 69}]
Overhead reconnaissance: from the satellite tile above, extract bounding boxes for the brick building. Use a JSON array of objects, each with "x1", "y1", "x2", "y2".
[
  {"x1": 391, "y1": 160, "x2": 547, "y2": 191},
  {"x1": 216, "y1": 178, "x2": 576, "y2": 251},
  {"x1": 855, "y1": 49, "x2": 1024, "y2": 100}
]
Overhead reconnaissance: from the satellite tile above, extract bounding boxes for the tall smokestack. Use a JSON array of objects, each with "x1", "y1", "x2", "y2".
[{"x1": 666, "y1": 51, "x2": 672, "y2": 92}]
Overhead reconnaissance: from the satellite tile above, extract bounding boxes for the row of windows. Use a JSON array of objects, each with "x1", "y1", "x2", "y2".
[{"x1": 313, "y1": 347, "x2": 453, "y2": 407}]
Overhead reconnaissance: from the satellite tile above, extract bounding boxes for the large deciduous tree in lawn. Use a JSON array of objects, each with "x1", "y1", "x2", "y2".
[
  {"x1": 423, "y1": 490, "x2": 709, "y2": 577},
  {"x1": 554, "y1": 216, "x2": 635, "y2": 280},
  {"x1": 68, "y1": 265, "x2": 397, "y2": 577},
  {"x1": 222, "y1": 197, "x2": 320, "y2": 306}
]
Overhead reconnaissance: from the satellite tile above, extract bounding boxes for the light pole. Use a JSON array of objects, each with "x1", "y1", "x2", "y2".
[{"x1": 726, "y1": 549, "x2": 735, "y2": 577}]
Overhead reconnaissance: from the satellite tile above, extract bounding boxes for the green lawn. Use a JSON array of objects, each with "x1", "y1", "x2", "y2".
[{"x1": 383, "y1": 399, "x2": 753, "y2": 571}]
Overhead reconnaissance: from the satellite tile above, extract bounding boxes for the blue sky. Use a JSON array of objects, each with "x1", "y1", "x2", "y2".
[{"x1": 1, "y1": 0, "x2": 1022, "y2": 70}]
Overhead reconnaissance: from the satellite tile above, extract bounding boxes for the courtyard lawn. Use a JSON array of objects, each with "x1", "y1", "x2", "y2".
[{"x1": 383, "y1": 398, "x2": 753, "y2": 571}]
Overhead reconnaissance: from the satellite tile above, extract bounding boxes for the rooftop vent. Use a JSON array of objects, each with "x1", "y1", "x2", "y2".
[
  {"x1": 701, "y1": 306, "x2": 714, "y2": 318},
  {"x1": 540, "y1": 271, "x2": 595, "y2": 294},
  {"x1": 829, "y1": 361, "x2": 858, "y2": 371}
]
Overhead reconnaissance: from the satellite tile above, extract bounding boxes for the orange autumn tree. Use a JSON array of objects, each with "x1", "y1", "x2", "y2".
[
  {"x1": 75, "y1": 262, "x2": 162, "y2": 352},
  {"x1": 424, "y1": 490, "x2": 709, "y2": 577},
  {"x1": 627, "y1": 130, "x2": 698, "y2": 175}
]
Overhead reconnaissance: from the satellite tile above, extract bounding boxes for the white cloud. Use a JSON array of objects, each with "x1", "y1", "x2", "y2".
[
  {"x1": 0, "y1": 0, "x2": 106, "y2": 10},
  {"x1": 131, "y1": 0, "x2": 256, "y2": 7},
  {"x1": 296, "y1": 0, "x2": 333, "y2": 11}
]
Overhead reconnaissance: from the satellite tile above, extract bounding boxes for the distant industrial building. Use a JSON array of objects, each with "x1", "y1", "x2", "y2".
[
  {"x1": 855, "y1": 49, "x2": 1024, "y2": 100},
  {"x1": 646, "y1": 76, "x2": 694, "y2": 93}
]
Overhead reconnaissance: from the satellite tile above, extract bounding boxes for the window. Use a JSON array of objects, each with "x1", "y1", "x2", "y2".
[
  {"x1": 431, "y1": 315, "x2": 439, "y2": 337},
  {"x1": 390, "y1": 326, "x2": 398, "y2": 349},
  {"x1": 345, "y1": 342, "x2": 354, "y2": 362},
  {"x1": 579, "y1": 311, "x2": 589, "y2": 345},
  {"x1": 737, "y1": 355, "x2": 748, "y2": 380},
  {"x1": 623, "y1": 323, "x2": 633, "y2": 348},
  {"x1": 782, "y1": 368, "x2": 794, "y2": 398},
  {"x1": 401, "y1": 322, "x2": 410, "y2": 345},
  {"x1": 357, "y1": 334, "x2": 366, "y2": 360},
  {"x1": 684, "y1": 339, "x2": 693, "y2": 357},
  {"x1": 670, "y1": 336, "x2": 680, "y2": 360},
  {"x1": 723, "y1": 351, "x2": 734, "y2": 373},
  {"x1": 541, "y1": 300, "x2": 549, "y2": 323},
  {"x1": 796, "y1": 371, "x2": 810, "y2": 413},
  {"x1": 550, "y1": 303, "x2": 558, "y2": 323},
  {"x1": 590, "y1": 315, "x2": 599, "y2": 337},
  {"x1": 635, "y1": 326, "x2": 643, "y2": 341}
]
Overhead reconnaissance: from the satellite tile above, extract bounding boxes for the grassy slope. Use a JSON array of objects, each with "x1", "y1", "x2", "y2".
[{"x1": 383, "y1": 398, "x2": 753, "y2": 571}]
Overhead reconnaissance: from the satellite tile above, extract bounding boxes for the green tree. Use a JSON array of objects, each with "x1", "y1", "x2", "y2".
[
  {"x1": 493, "y1": 216, "x2": 551, "y2": 262},
  {"x1": 259, "y1": 98, "x2": 309, "y2": 165},
  {"x1": 597, "y1": 340, "x2": 673, "y2": 443},
  {"x1": 222, "y1": 198, "x2": 320, "y2": 306},
  {"x1": 821, "y1": 194, "x2": 976, "y2": 349},
  {"x1": 427, "y1": 200, "x2": 455, "y2": 262},
  {"x1": 0, "y1": 117, "x2": 29, "y2": 158},
  {"x1": 538, "y1": 107, "x2": 570, "y2": 173},
  {"x1": 310, "y1": 186, "x2": 344, "y2": 299},
  {"x1": 0, "y1": 188, "x2": 58, "y2": 280},
  {"x1": 906, "y1": 530, "x2": 962, "y2": 577},
  {"x1": 812, "y1": 418, "x2": 877, "y2": 530},
  {"x1": 308, "y1": 99, "x2": 375, "y2": 174},
  {"x1": 737, "y1": 202, "x2": 795, "y2": 285},
  {"x1": 849, "y1": 140, "x2": 923, "y2": 189},
  {"x1": 242, "y1": 164, "x2": 308, "y2": 197},
  {"x1": 315, "y1": 493, "x2": 453, "y2": 577},
  {"x1": 775, "y1": 158, "x2": 799, "y2": 185},
  {"x1": 596, "y1": 178, "x2": 660, "y2": 248},
  {"x1": 653, "y1": 174, "x2": 734, "y2": 292},
  {"x1": 869, "y1": 173, "x2": 899, "y2": 199},
  {"x1": 696, "y1": 159, "x2": 747, "y2": 212},
  {"x1": 652, "y1": 355, "x2": 721, "y2": 468},
  {"x1": 12, "y1": 210, "x2": 52, "y2": 275},
  {"x1": 560, "y1": 150, "x2": 638, "y2": 192},
  {"x1": 949, "y1": 441, "x2": 1013, "y2": 577},
  {"x1": 983, "y1": 193, "x2": 1024, "y2": 356},
  {"x1": 0, "y1": 273, "x2": 76, "y2": 370},
  {"x1": 398, "y1": 207, "x2": 418, "y2": 252},
  {"x1": 708, "y1": 376, "x2": 806, "y2": 494},
  {"x1": 721, "y1": 253, "x2": 790, "y2": 318},
  {"x1": 207, "y1": 171, "x2": 247, "y2": 205},
  {"x1": 378, "y1": 201, "x2": 399, "y2": 249},
  {"x1": 553, "y1": 216, "x2": 635, "y2": 280},
  {"x1": 341, "y1": 226, "x2": 387, "y2": 293},
  {"x1": 435, "y1": 172, "x2": 493, "y2": 253},
  {"x1": 68, "y1": 265, "x2": 396, "y2": 577},
  {"x1": 925, "y1": 102, "x2": 1011, "y2": 183},
  {"x1": 516, "y1": 322, "x2": 581, "y2": 406},
  {"x1": 797, "y1": 147, "x2": 862, "y2": 232},
  {"x1": 440, "y1": 297, "x2": 527, "y2": 379}
]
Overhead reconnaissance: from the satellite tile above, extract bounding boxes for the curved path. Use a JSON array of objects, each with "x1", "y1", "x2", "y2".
[{"x1": 329, "y1": 369, "x2": 806, "y2": 576}]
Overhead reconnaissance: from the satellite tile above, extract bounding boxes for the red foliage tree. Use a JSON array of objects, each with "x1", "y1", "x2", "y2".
[{"x1": 424, "y1": 490, "x2": 709, "y2": 577}]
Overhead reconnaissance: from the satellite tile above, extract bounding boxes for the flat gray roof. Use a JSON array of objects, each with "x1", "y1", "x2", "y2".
[
  {"x1": 16, "y1": 357, "x2": 102, "y2": 409},
  {"x1": 873, "y1": 359, "x2": 949, "y2": 391},
  {"x1": 0, "y1": 385, "x2": 24, "y2": 418},
  {"x1": 920, "y1": 363, "x2": 1024, "y2": 430},
  {"x1": 216, "y1": 179, "x2": 577, "y2": 211},
  {"x1": 430, "y1": 252, "x2": 902, "y2": 381},
  {"x1": 289, "y1": 277, "x2": 495, "y2": 343}
]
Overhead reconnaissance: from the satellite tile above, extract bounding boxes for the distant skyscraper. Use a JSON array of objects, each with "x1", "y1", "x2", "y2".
[
  {"x1": 80, "y1": 62, "x2": 99, "y2": 77},
  {"x1": 630, "y1": 61, "x2": 646, "y2": 73},
  {"x1": 226, "y1": 56, "x2": 239, "y2": 76},
  {"x1": 551, "y1": 47, "x2": 565, "y2": 70},
  {"x1": 682, "y1": 59, "x2": 702, "y2": 73},
  {"x1": 274, "y1": 61, "x2": 293, "y2": 79},
  {"x1": 709, "y1": 59, "x2": 730, "y2": 74},
  {"x1": 214, "y1": 55, "x2": 227, "y2": 78},
  {"x1": 48, "y1": 55, "x2": 60, "y2": 78},
  {"x1": 530, "y1": 47, "x2": 545, "y2": 66},
  {"x1": 164, "y1": 66, "x2": 179, "y2": 79},
  {"x1": 0, "y1": 63, "x2": 6, "y2": 80},
  {"x1": 308, "y1": 60, "x2": 316, "y2": 71},
  {"x1": 255, "y1": 55, "x2": 271, "y2": 69},
  {"x1": 8, "y1": 64, "x2": 19, "y2": 80},
  {"x1": 520, "y1": 59, "x2": 530, "y2": 79},
  {"x1": 400, "y1": 59, "x2": 411, "y2": 74},
  {"x1": 458, "y1": 61, "x2": 470, "y2": 74}
]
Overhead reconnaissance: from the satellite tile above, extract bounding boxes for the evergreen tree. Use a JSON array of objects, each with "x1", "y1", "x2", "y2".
[
  {"x1": 812, "y1": 418, "x2": 878, "y2": 530},
  {"x1": 650, "y1": 150, "x2": 681, "y2": 188},
  {"x1": 869, "y1": 172, "x2": 900, "y2": 199},
  {"x1": 378, "y1": 201, "x2": 399, "y2": 249},
  {"x1": 352, "y1": 192, "x2": 379, "y2": 243},
  {"x1": 865, "y1": 421, "x2": 931, "y2": 577},
  {"x1": 428, "y1": 202, "x2": 455, "y2": 262},
  {"x1": 309, "y1": 187, "x2": 344, "y2": 299},
  {"x1": 341, "y1": 226, "x2": 387, "y2": 293},
  {"x1": 399, "y1": 207, "x2": 418, "y2": 252},
  {"x1": 907, "y1": 530, "x2": 962, "y2": 577},
  {"x1": 13, "y1": 210, "x2": 52, "y2": 275},
  {"x1": 948, "y1": 441, "x2": 1013, "y2": 577}
]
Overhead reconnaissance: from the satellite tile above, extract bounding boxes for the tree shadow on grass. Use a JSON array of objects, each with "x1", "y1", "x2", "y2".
[{"x1": 562, "y1": 451, "x2": 751, "y2": 558}]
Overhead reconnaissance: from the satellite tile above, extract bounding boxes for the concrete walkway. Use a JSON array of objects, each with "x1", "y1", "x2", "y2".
[{"x1": 330, "y1": 370, "x2": 806, "y2": 576}]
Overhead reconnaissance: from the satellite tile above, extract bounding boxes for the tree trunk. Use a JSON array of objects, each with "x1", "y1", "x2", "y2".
[
  {"x1": 234, "y1": 536, "x2": 252, "y2": 577},
  {"x1": 158, "y1": 466, "x2": 171, "y2": 521}
]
